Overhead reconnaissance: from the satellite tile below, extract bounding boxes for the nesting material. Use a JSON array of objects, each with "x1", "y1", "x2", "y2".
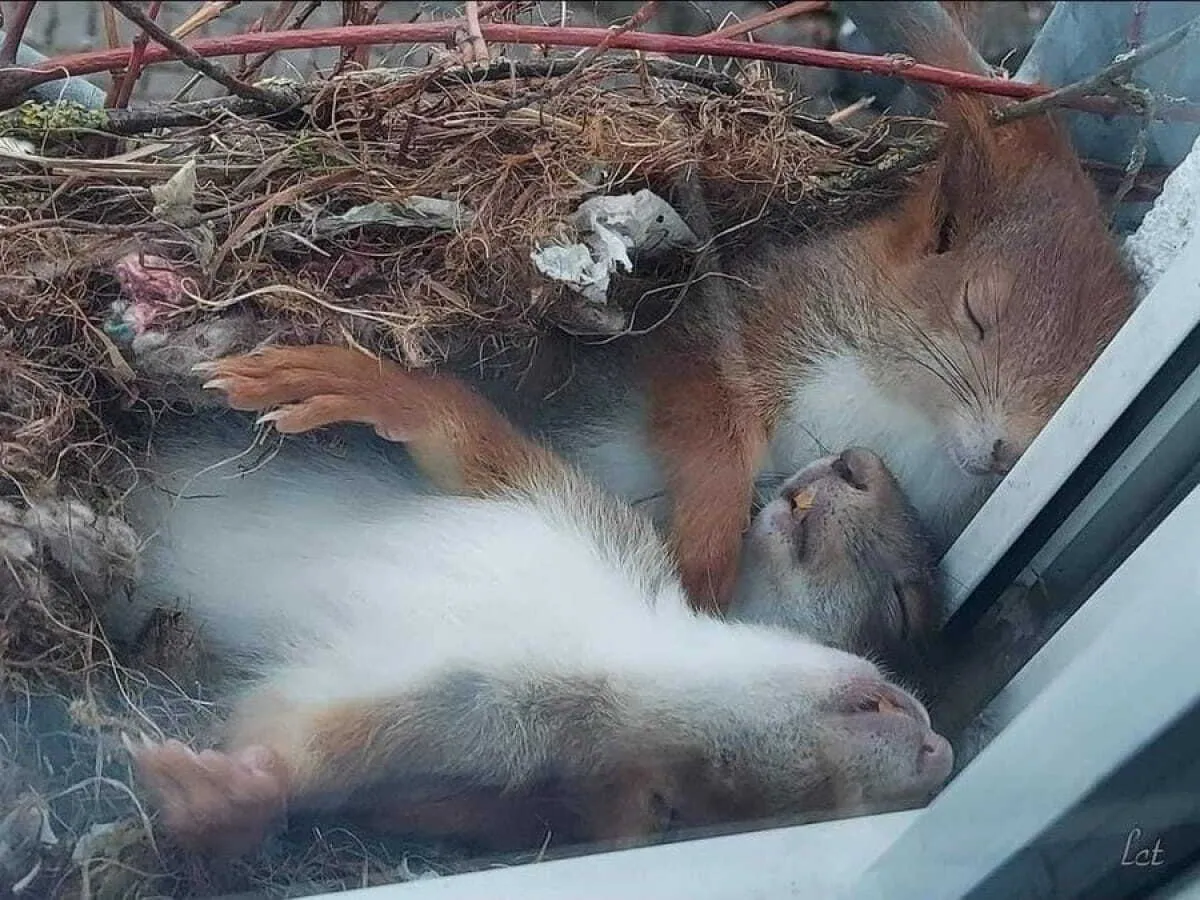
[
  {"x1": 0, "y1": 55, "x2": 938, "y2": 897},
  {"x1": 533, "y1": 189, "x2": 700, "y2": 300}
]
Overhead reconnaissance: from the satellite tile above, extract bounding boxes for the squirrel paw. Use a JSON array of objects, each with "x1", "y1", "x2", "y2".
[
  {"x1": 195, "y1": 345, "x2": 407, "y2": 437},
  {"x1": 128, "y1": 737, "x2": 287, "y2": 856}
]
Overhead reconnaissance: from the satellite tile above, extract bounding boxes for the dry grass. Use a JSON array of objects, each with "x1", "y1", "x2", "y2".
[{"x1": 0, "y1": 54, "x2": 938, "y2": 897}]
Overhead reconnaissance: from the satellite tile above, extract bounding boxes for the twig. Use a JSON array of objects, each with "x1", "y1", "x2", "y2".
[
  {"x1": 335, "y1": 1, "x2": 384, "y2": 74},
  {"x1": 0, "y1": 91, "x2": 292, "y2": 135},
  {"x1": 0, "y1": 0, "x2": 36, "y2": 67},
  {"x1": 1110, "y1": 91, "x2": 1156, "y2": 215},
  {"x1": 112, "y1": 0, "x2": 162, "y2": 109},
  {"x1": 100, "y1": 1, "x2": 121, "y2": 51},
  {"x1": 456, "y1": 0, "x2": 490, "y2": 65},
  {"x1": 354, "y1": 1, "x2": 386, "y2": 69},
  {"x1": 100, "y1": 1, "x2": 124, "y2": 105},
  {"x1": 994, "y1": 14, "x2": 1200, "y2": 125},
  {"x1": 476, "y1": 0, "x2": 517, "y2": 19},
  {"x1": 1084, "y1": 158, "x2": 1168, "y2": 203},
  {"x1": 173, "y1": 1, "x2": 242, "y2": 41},
  {"x1": 567, "y1": 0, "x2": 661, "y2": 72},
  {"x1": 1128, "y1": 0, "x2": 1150, "y2": 49},
  {"x1": 826, "y1": 94, "x2": 873, "y2": 125},
  {"x1": 499, "y1": 1, "x2": 660, "y2": 112},
  {"x1": 238, "y1": 0, "x2": 319, "y2": 81},
  {"x1": 709, "y1": 0, "x2": 827, "y2": 41},
  {"x1": 12, "y1": 19, "x2": 1200, "y2": 123},
  {"x1": 107, "y1": 0, "x2": 294, "y2": 110}
]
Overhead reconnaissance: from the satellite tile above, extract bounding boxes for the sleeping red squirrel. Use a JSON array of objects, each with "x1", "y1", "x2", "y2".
[
  {"x1": 123, "y1": 344, "x2": 951, "y2": 856},
  {"x1": 571, "y1": 13, "x2": 1138, "y2": 613}
]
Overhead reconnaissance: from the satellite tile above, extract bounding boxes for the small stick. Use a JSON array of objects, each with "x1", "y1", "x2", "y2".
[
  {"x1": 1110, "y1": 93, "x2": 1156, "y2": 215},
  {"x1": 352, "y1": 1, "x2": 386, "y2": 69},
  {"x1": 1083, "y1": 158, "x2": 1169, "y2": 203},
  {"x1": 101, "y1": 1, "x2": 124, "y2": 105},
  {"x1": 448, "y1": 1, "x2": 524, "y2": 69},
  {"x1": 107, "y1": 0, "x2": 294, "y2": 110},
  {"x1": 477, "y1": 1, "x2": 517, "y2": 19},
  {"x1": 994, "y1": 14, "x2": 1200, "y2": 125},
  {"x1": 499, "y1": 0, "x2": 659, "y2": 111},
  {"x1": 112, "y1": 0, "x2": 162, "y2": 109},
  {"x1": 578, "y1": 0, "x2": 661, "y2": 64},
  {"x1": 334, "y1": 1, "x2": 384, "y2": 75},
  {"x1": 1128, "y1": 0, "x2": 1150, "y2": 50},
  {"x1": 101, "y1": 1, "x2": 121, "y2": 50},
  {"x1": 457, "y1": 0, "x2": 490, "y2": 65},
  {"x1": 0, "y1": 0, "x2": 36, "y2": 67},
  {"x1": 826, "y1": 94, "x2": 874, "y2": 125},
  {"x1": 173, "y1": 1, "x2": 243, "y2": 41},
  {"x1": 238, "y1": 0, "x2": 318, "y2": 81},
  {"x1": 708, "y1": 0, "x2": 828, "y2": 41}
]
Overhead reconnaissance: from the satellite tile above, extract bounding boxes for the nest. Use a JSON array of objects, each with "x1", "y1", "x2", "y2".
[{"x1": 0, "y1": 55, "x2": 939, "y2": 897}]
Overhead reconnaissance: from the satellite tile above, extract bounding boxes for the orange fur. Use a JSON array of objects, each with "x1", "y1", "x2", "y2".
[
  {"x1": 129, "y1": 739, "x2": 289, "y2": 855},
  {"x1": 200, "y1": 345, "x2": 563, "y2": 497},
  {"x1": 134, "y1": 694, "x2": 773, "y2": 853},
  {"x1": 639, "y1": 19, "x2": 1128, "y2": 609},
  {"x1": 642, "y1": 347, "x2": 767, "y2": 616}
]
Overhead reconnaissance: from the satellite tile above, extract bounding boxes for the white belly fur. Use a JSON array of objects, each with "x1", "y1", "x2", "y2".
[
  {"x1": 571, "y1": 352, "x2": 993, "y2": 554},
  {"x1": 123, "y1": 428, "x2": 697, "y2": 698},
  {"x1": 556, "y1": 396, "x2": 673, "y2": 526},
  {"x1": 773, "y1": 354, "x2": 994, "y2": 552}
]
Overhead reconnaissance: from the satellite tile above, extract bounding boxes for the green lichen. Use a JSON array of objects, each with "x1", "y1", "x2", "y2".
[
  {"x1": 285, "y1": 133, "x2": 351, "y2": 172},
  {"x1": 0, "y1": 101, "x2": 109, "y2": 138}
]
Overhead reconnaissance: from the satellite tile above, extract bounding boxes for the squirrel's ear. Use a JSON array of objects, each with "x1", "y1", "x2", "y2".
[
  {"x1": 889, "y1": 577, "x2": 939, "y2": 641},
  {"x1": 895, "y1": 89, "x2": 1088, "y2": 260}
]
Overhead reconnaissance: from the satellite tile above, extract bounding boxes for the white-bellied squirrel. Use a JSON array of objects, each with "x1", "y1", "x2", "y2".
[
  {"x1": 498, "y1": 4, "x2": 1138, "y2": 616},
  {"x1": 120, "y1": 344, "x2": 952, "y2": 857}
]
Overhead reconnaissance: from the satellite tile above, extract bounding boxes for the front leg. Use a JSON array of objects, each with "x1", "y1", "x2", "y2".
[
  {"x1": 642, "y1": 348, "x2": 766, "y2": 617},
  {"x1": 197, "y1": 344, "x2": 564, "y2": 498}
]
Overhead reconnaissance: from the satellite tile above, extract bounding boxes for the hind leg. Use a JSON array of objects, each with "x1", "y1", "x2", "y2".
[{"x1": 129, "y1": 738, "x2": 288, "y2": 856}]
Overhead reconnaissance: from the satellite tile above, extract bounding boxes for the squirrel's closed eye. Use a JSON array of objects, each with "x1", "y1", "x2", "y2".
[{"x1": 962, "y1": 283, "x2": 985, "y2": 341}]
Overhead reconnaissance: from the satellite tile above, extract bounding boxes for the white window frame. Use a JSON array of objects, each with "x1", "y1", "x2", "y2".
[{"x1": 284, "y1": 202, "x2": 1200, "y2": 900}]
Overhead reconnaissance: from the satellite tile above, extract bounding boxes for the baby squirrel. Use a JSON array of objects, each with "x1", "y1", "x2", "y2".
[{"x1": 122, "y1": 344, "x2": 953, "y2": 857}]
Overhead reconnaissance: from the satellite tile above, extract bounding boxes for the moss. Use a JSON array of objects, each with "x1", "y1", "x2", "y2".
[{"x1": 0, "y1": 100, "x2": 109, "y2": 138}]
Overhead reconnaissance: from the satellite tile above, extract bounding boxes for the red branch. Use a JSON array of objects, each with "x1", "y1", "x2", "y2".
[
  {"x1": 0, "y1": 0, "x2": 37, "y2": 67},
  {"x1": 10, "y1": 20, "x2": 1200, "y2": 120},
  {"x1": 112, "y1": 0, "x2": 163, "y2": 109}
]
